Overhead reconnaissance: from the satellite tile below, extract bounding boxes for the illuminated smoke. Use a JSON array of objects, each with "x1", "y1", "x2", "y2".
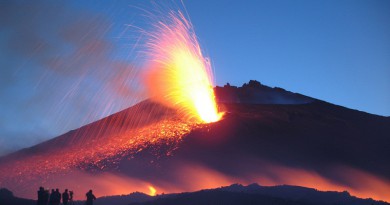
[{"x1": 143, "y1": 11, "x2": 223, "y2": 123}]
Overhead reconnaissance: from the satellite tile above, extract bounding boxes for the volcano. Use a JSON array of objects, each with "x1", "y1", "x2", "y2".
[{"x1": 0, "y1": 80, "x2": 389, "y2": 202}]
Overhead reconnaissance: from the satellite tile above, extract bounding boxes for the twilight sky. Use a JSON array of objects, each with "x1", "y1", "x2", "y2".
[{"x1": 0, "y1": 0, "x2": 389, "y2": 155}]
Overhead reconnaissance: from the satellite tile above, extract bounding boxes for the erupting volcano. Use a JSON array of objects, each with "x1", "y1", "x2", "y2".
[
  {"x1": 0, "y1": 3, "x2": 389, "y2": 205},
  {"x1": 1, "y1": 81, "x2": 389, "y2": 202}
]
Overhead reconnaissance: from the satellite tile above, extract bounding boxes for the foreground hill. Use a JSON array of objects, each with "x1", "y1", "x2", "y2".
[
  {"x1": 0, "y1": 80, "x2": 389, "y2": 201},
  {"x1": 2, "y1": 184, "x2": 388, "y2": 205},
  {"x1": 127, "y1": 184, "x2": 390, "y2": 205},
  {"x1": 0, "y1": 188, "x2": 35, "y2": 205}
]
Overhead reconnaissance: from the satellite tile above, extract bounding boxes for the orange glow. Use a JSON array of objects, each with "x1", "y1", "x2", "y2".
[
  {"x1": 248, "y1": 164, "x2": 390, "y2": 202},
  {"x1": 0, "y1": 111, "x2": 198, "y2": 199},
  {"x1": 173, "y1": 163, "x2": 390, "y2": 202},
  {"x1": 144, "y1": 11, "x2": 223, "y2": 123},
  {"x1": 148, "y1": 185, "x2": 157, "y2": 196}
]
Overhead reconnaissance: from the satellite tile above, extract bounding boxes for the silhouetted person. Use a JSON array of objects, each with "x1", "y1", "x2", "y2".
[
  {"x1": 55, "y1": 189, "x2": 61, "y2": 205},
  {"x1": 37, "y1": 187, "x2": 45, "y2": 205},
  {"x1": 62, "y1": 189, "x2": 69, "y2": 205},
  {"x1": 49, "y1": 189, "x2": 55, "y2": 205},
  {"x1": 43, "y1": 189, "x2": 49, "y2": 205},
  {"x1": 85, "y1": 190, "x2": 96, "y2": 205}
]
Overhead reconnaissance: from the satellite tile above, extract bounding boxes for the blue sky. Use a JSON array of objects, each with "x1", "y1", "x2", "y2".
[
  {"x1": 186, "y1": 0, "x2": 390, "y2": 114},
  {"x1": 0, "y1": 0, "x2": 389, "y2": 155}
]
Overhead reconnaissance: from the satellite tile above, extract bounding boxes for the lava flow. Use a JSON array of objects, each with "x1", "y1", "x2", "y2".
[{"x1": 143, "y1": 11, "x2": 223, "y2": 123}]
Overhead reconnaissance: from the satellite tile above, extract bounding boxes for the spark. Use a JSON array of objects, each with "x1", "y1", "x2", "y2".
[
  {"x1": 0, "y1": 102, "x2": 200, "y2": 196},
  {"x1": 144, "y1": 11, "x2": 223, "y2": 123}
]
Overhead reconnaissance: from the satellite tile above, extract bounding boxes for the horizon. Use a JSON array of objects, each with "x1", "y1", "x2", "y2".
[{"x1": 0, "y1": 182, "x2": 368, "y2": 200}]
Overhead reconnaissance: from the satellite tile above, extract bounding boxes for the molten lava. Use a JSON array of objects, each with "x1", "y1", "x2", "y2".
[
  {"x1": 144, "y1": 11, "x2": 223, "y2": 123},
  {"x1": 148, "y1": 185, "x2": 157, "y2": 196}
]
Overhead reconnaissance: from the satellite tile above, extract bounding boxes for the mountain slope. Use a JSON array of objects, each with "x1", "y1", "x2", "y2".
[
  {"x1": 0, "y1": 80, "x2": 389, "y2": 201},
  {"x1": 0, "y1": 188, "x2": 35, "y2": 205}
]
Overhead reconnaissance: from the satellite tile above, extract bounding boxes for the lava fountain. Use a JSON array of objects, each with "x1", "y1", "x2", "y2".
[{"x1": 143, "y1": 11, "x2": 223, "y2": 123}]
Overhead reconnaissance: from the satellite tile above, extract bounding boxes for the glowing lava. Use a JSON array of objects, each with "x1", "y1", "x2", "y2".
[
  {"x1": 148, "y1": 185, "x2": 157, "y2": 196},
  {"x1": 144, "y1": 11, "x2": 223, "y2": 123}
]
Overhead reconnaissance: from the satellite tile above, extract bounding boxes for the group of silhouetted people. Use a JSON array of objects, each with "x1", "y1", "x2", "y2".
[{"x1": 37, "y1": 187, "x2": 95, "y2": 205}]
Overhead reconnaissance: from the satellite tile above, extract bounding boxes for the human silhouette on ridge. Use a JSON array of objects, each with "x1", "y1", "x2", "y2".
[
  {"x1": 37, "y1": 187, "x2": 48, "y2": 205},
  {"x1": 62, "y1": 189, "x2": 70, "y2": 205},
  {"x1": 86, "y1": 189, "x2": 96, "y2": 205}
]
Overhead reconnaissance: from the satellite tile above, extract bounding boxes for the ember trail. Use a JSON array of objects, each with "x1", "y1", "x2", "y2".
[{"x1": 143, "y1": 11, "x2": 223, "y2": 123}]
